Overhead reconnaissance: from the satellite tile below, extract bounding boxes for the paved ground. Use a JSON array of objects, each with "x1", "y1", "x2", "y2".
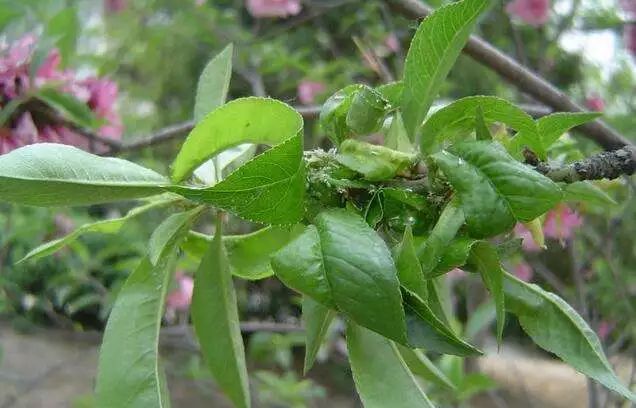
[{"x1": 0, "y1": 324, "x2": 632, "y2": 407}]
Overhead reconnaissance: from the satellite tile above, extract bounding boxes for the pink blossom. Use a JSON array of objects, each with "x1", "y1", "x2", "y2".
[
  {"x1": 506, "y1": 0, "x2": 550, "y2": 27},
  {"x1": 385, "y1": 33, "x2": 400, "y2": 54},
  {"x1": 597, "y1": 320, "x2": 615, "y2": 341},
  {"x1": 166, "y1": 272, "x2": 194, "y2": 313},
  {"x1": 514, "y1": 262, "x2": 534, "y2": 282},
  {"x1": 54, "y1": 214, "x2": 76, "y2": 236},
  {"x1": 81, "y1": 77, "x2": 123, "y2": 140},
  {"x1": 584, "y1": 94, "x2": 605, "y2": 112},
  {"x1": 543, "y1": 204, "x2": 582, "y2": 241},
  {"x1": 514, "y1": 223, "x2": 541, "y2": 252},
  {"x1": 104, "y1": 0, "x2": 127, "y2": 14},
  {"x1": 297, "y1": 80, "x2": 326, "y2": 105},
  {"x1": 246, "y1": 0, "x2": 301, "y2": 18}
]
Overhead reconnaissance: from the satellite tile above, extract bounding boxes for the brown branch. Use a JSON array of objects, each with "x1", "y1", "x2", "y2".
[
  {"x1": 534, "y1": 146, "x2": 636, "y2": 183},
  {"x1": 385, "y1": 0, "x2": 632, "y2": 150}
]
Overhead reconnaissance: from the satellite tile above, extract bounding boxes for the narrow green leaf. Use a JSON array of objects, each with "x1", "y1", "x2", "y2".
[
  {"x1": 431, "y1": 141, "x2": 562, "y2": 237},
  {"x1": 563, "y1": 181, "x2": 617, "y2": 206},
  {"x1": 403, "y1": 289, "x2": 481, "y2": 356},
  {"x1": 474, "y1": 106, "x2": 492, "y2": 140},
  {"x1": 272, "y1": 209, "x2": 408, "y2": 344},
  {"x1": 95, "y1": 254, "x2": 178, "y2": 408},
  {"x1": 395, "y1": 226, "x2": 428, "y2": 301},
  {"x1": 302, "y1": 297, "x2": 335, "y2": 374},
  {"x1": 319, "y1": 84, "x2": 363, "y2": 145},
  {"x1": 336, "y1": 139, "x2": 417, "y2": 181},
  {"x1": 35, "y1": 88, "x2": 97, "y2": 129},
  {"x1": 504, "y1": 272, "x2": 636, "y2": 402},
  {"x1": 420, "y1": 95, "x2": 535, "y2": 154},
  {"x1": 19, "y1": 198, "x2": 178, "y2": 264},
  {"x1": 512, "y1": 112, "x2": 601, "y2": 159},
  {"x1": 191, "y1": 217, "x2": 251, "y2": 408},
  {"x1": 401, "y1": 0, "x2": 491, "y2": 139},
  {"x1": 385, "y1": 112, "x2": 414, "y2": 153},
  {"x1": 430, "y1": 237, "x2": 478, "y2": 278},
  {"x1": 397, "y1": 344, "x2": 456, "y2": 390},
  {"x1": 346, "y1": 322, "x2": 436, "y2": 408},
  {"x1": 0, "y1": 143, "x2": 167, "y2": 206},
  {"x1": 376, "y1": 82, "x2": 403, "y2": 108},
  {"x1": 345, "y1": 85, "x2": 389, "y2": 135},
  {"x1": 171, "y1": 130, "x2": 305, "y2": 225},
  {"x1": 44, "y1": 8, "x2": 78, "y2": 64},
  {"x1": 182, "y1": 226, "x2": 302, "y2": 280},
  {"x1": 171, "y1": 97, "x2": 303, "y2": 183},
  {"x1": 467, "y1": 242, "x2": 505, "y2": 344},
  {"x1": 194, "y1": 44, "x2": 233, "y2": 122},
  {"x1": 148, "y1": 208, "x2": 202, "y2": 265},
  {"x1": 0, "y1": 97, "x2": 23, "y2": 126},
  {"x1": 417, "y1": 198, "x2": 465, "y2": 276}
]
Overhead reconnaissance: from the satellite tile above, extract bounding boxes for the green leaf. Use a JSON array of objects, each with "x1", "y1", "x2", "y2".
[
  {"x1": 194, "y1": 44, "x2": 233, "y2": 122},
  {"x1": 417, "y1": 198, "x2": 465, "y2": 276},
  {"x1": 395, "y1": 226, "x2": 427, "y2": 301},
  {"x1": 430, "y1": 237, "x2": 478, "y2": 277},
  {"x1": 396, "y1": 344, "x2": 456, "y2": 390},
  {"x1": 319, "y1": 84, "x2": 362, "y2": 145},
  {"x1": 171, "y1": 97, "x2": 303, "y2": 183},
  {"x1": 336, "y1": 139, "x2": 417, "y2": 182},
  {"x1": 474, "y1": 106, "x2": 492, "y2": 141},
  {"x1": 467, "y1": 242, "x2": 505, "y2": 344},
  {"x1": 345, "y1": 85, "x2": 389, "y2": 135},
  {"x1": 420, "y1": 96, "x2": 535, "y2": 154},
  {"x1": 504, "y1": 272, "x2": 636, "y2": 402},
  {"x1": 401, "y1": 0, "x2": 491, "y2": 139},
  {"x1": 35, "y1": 88, "x2": 97, "y2": 129},
  {"x1": 376, "y1": 82, "x2": 403, "y2": 108},
  {"x1": 18, "y1": 197, "x2": 178, "y2": 264},
  {"x1": 148, "y1": 208, "x2": 202, "y2": 265},
  {"x1": 0, "y1": 98, "x2": 23, "y2": 126},
  {"x1": 182, "y1": 226, "x2": 303, "y2": 280},
  {"x1": 0, "y1": 143, "x2": 167, "y2": 206},
  {"x1": 44, "y1": 8, "x2": 78, "y2": 65},
  {"x1": 170, "y1": 129, "x2": 305, "y2": 225},
  {"x1": 563, "y1": 181, "x2": 616, "y2": 206},
  {"x1": 431, "y1": 141, "x2": 562, "y2": 238},
  {"x1": 364, "y1": 190, "x2": 384, "y2": 228},
  {"x1": 385, "y1": 112, "x2": 414, "y2": 153},
  {"x1": 346, "y1": 322, "x2": 435, "y2": 408},
  {"x1": 512, "y1": 112, "x2": 601, "y2": 159},
  {"x1": 272, "y1": 209, "x2": 407, "y2": 344},
  {"x1": 302, "y1": 297, "x2": 335, "y2": 374},
  {"x1": 95, "y1": 253, "x2": 179, "y2": 407},
  {"x1": 403, "y1": 289, "x2": 481, "y2": 356},
  {"x1": 191, "y1": 216, "x2": 251, "y2": 408}
]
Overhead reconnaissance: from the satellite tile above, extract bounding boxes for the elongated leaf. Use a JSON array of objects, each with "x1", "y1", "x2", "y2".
[
  {"x1": 35, "y1": 88, "x2": 97, "y2": 129},
  {"x1": 182, "y1": 226, "x2": 301, "y2": 280},
  {"x1": 431, "y1": 141, "x2": 562, "y2": 237},
  {"x1": 346, "y1": 322, "x2": 435, "y2": 408},
  {"x1": 397, "y1": 344, "x2": 456, "y2": 390},
  {"x1": 19, "y1": 197, "x2": 178, "y2": 263},
  {"x1": 403, "y1": 289, "x2": 481, "y2": 356},
  {"x1": 272, "y1": 209, "x2": 407, "y2": 343},
  {"x1": 474, "y1": 106, "x2": 492, "y2": 140},
  {"x1": 563, "y1": 181, "x2": 616, "y2": 206},
  {"x1": 336, "y1": 139, "x2": 417, "y2": 181},
  {"x1": 401, "y1": 0, "x2": 491, "y2": 139},
  {"x1": 512, "y1": 112, "x2": 601, "y2": 159},
  {"x1": 191, "y1": 217, "x2": 251, "y2": 408},
  {"x1": 431, "y1": 237, "x2": 477, "y2": 277},
  {"x1": 171, "y1": 97, "x2": 303, "y2": 182},
  {"x1": 0, "y1": 143, "x2": 167, "y2": 206},
  {"x1": 302, "y1": 297, "x2": 336, "y2": 374},
  {"x1": 95, "y1": 254, "x2": 178, "y2": 408},
  {"x1": 504, "y1": 272, "x2": 636, "y2": 402},
  {"x1": 417, "y1": 198, "x2": 465, "y2": 276},
  {"x1": 467, "y1": 242, "x2": 505, "y2": 344},
  {"x1": 194, "y1": 44, "x2": 233, "y2": 122},
  {"x1": 148, "y1": 208, "x2": 202, "y2": 265},
  {"x1": 420, "y1": 96, "x2": 535, "y2": 154},
  {"x1": 385, "y1": 112, "x2": 414, "y2": 153},
  {"x1": 395, "y1": 226, "x2": 427, "y2": 300},
  {"x1": 319, "y1": 84, "x2": 363, "y2": 145},
  {"x1": 345, "y1": 85, "x2": 389, "y2": 135},
  {"x1": 44, "y1": 8, "x2": 78, "y2": 65}
]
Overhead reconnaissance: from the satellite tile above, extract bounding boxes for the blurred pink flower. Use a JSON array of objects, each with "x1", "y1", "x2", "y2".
[
  {"x1": 584, "y1": 94, "x2": 605, "y2": 112},
  {"x1": 297, "y1": 80, "x2": 326, "y2": 105},
  {"x1": 514, "y1": 262, "x2": 534, "y2": 282},
  {"x1": 166, "y1": 272, "x2": 194, "y2": 313},
  {"x1": 514, "y1": 223, "x2": 541, "y2": 252},
  {"x1": 54, "y1": 214, "x2": 76, "y2": 236},
  {"x1": 624, "y1": 24, "x2": 636, "y2": 57},
  {"x1": 104, "y1": 0, "x2": 127, "y2": 14},
  {"x1": 506, "y1": 0, "x2": 550, "y2": 26},
  {"x1": 385, "y1": 33, "x2": 400, "y2": 54},
  {"x1": 543, "y1": 204, "x2": 582, "y2": 241},
  {"x1": 597, "y1": 320, "x2": 615, "y2": 341},
  {"x1": 246, "y1": 0, "x2": 301, "y2": 18}
]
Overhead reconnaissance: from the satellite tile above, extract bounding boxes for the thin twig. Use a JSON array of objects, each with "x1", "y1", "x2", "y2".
[{"x1": 385, "y1": 0, "x2": 632, "y2": 150}]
